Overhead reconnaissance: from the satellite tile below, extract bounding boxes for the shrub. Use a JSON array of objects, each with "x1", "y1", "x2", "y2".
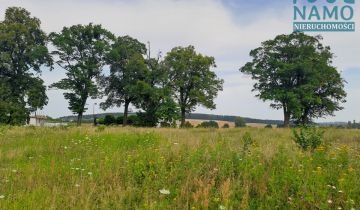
[
  {"x1": 197, "y1": 121, "x2": 219, "y2": 128},
  {"x1": 223, "y1": 123, "x2": 230, "y2": 128},
  {"x1": 292, "y1": 127, "x2": 324, "y2": 151},
  {"x1": 116, "y1": 116, "x2": 124, "y2": 125},
  {"x1": 235, "y1": 117, "x2": 246, "y2": 128},
  {"x1": 242, "y1": 132, "x2": 254, "y2": 152},
  {"x1": 97, "y1": 118, "x2": 105, "y2": 125},
  {"x1": 96, "y1": 125, "x2": 106, "y2": 132},
  {"x1": 265, "y1": 124, "x2": 273, "y2": 128},
  {"x1": 182, "y1": 121, "x2": 194, "y2": 128},
  {"x1": 127, "y1": 115, "x2": 139, "y2": 126},
  {"x1": 104, "y1": 115, "x2": 116, "y2": 125}
]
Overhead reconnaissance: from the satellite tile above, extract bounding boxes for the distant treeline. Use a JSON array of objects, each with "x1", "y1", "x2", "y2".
[{"x1": 57, "y1": 112, "x2": 283, "y2": 125}]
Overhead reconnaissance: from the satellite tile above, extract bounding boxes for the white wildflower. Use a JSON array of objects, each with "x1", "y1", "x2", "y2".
[
  {"x1": 328, "y1": 199, "x2": 333, "y2": 204},
  {"x1": 219, "y1": 205, "x2": 226, "y2": 210},
  {"x1": 87, "y1": 172, "x2": 92, "y2": 175},
  {"x1": 159, "y1": 188, "x2": 170, "y2": 195},
  {"x1": 75, "y1": 184, "x2": 80, "y2": 187},
  {"x1": 11, "y1": 170, "x2": 17, "y2": 173},
  {"x1": 0, "y1": 195, "x2": 4, "y2": 199}
]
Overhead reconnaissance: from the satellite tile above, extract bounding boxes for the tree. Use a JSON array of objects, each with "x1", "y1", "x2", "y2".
[
  {"x1": 50, "y1": 23, "x2": 114, "y2": 125},
  {"x1": 240, "y1": 32, "x2": 346, "y2": 127},
  {"x1": 101, "y1": 36, "x2": 147, "y2": 126},
  {"x1": 164, "y1": 46, "x2": 223, "y2": 127},
  {"x1": 103, "y1": 115, "x2": 116, "y2": 125},
  {"x1": 0, "y1": 7, "x2": 52, "y2": 125},
  {"x1": 135, "y1": 54, "x2": 179, "y2": 127},
  {"x1": 235, "y1": 117, "x2": 246, "y2": 128},
  {"x1": 223, "y1": 123, "x2": 230, "y2": 128},
  {"x1": 197, "y1": 121, "x2": 219, "y2": 128}
]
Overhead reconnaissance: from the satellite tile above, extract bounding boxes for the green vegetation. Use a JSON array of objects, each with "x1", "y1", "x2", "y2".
[
  {"x1": 50, "y1": 23, "x2": 114, "y2": 126},
  {"x1": 164, "y1": 46, "x2": 224, "y2": 127},
  {"x1": 0, "y1": 126, "x2": 359, "y2": 209},
  {"x1": 241, "y1": 33, "x2": 346, "y2": 127},
  {"x1": 196, "y1": 121, "x2": 219, "y2": 128},
  {"x1": 223, "y1": 123, "x2": 230, "y2": 128},
  {"x1": 292, "y1": 127, "x2": 324, "y2": 152},
  {"x1": 235, "y1": 117, "x2": 246, "y2": 128},
  {"x1": 0, "y1": 7, "x2": 52, "y2": 125}
]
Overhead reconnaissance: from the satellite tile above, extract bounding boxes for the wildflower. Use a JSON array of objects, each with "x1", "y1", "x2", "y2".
[
  {"x1": 28, "y1": 156, "x2": 34, "y2": 159},
  {"x1": 75, "y1": 184, "x2": 80, "y2": 187},
  {"x1": 332, "y1": 186, "x2": 336, "y2": 189},
  {"x1": 173, "y1": 142, "x2": 179, "y2": 145},
  {"x1": 317, "y1": 166, "x2": 322, "y2": 171},
  {"x1": 338, "y1": 190, "x2": 343, "y2": 193},
  {"x1": 159, "y1": 188, "x2": 170, "y2": 195},
  {"x1": 87, "y1": 172, "x2": 92, "y2": 175},
  {"x1": 328, "y1": 199, "x2": 333, "y2": 204},
  {"x1": 338, "y1": 207, "x2": 342, "y2": 210},
  {"x1": 219, "y1": 205, "x2": 226, "y2": 210},
  {"x1": 0, "y1": 195, "x2": 4, "y2": 199},
  {"x1": 11, "y1": 169, "x2": 17, "y2": 173}
]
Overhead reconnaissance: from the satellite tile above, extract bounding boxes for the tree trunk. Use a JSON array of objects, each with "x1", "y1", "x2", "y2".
[
  {"x1": 180, "y1": 107, "x2": 186, "y2": 127},
  {"x1": 283, "y1": 107, "x2": 290, "y2": 128},
  {"x1": 123, "y1": 101, "x2": 130, "y2": 127},
  {"x1": 77, "y1": 112, "x2": 83, "y2": 126}
]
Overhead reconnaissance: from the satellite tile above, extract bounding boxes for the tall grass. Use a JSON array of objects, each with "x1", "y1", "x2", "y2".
[{"x1": 0, "y1": 126, "x2": 359, "y2": 209}]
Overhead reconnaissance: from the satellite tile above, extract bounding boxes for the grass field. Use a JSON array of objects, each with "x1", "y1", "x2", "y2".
[{"x1": 0, "y1": 126, "x2": 359, "y2": 209}]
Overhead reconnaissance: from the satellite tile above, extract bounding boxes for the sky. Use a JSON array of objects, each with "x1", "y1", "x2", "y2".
[{"x1": 1, "y1": 0, "x2": 359, "y2": 122}]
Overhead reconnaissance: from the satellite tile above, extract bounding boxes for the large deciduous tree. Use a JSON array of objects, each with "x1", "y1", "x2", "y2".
[
  {"x1": 100, "y1": 36, "x2": 148, "y2": 126},
  {"x1": 50, "y1": 24, "x2": 114, "y2": 125},
  {"x1": 0, "y1": 7, "x2": 52, "y2": 125},
  {"x1": 240, "y1": 32, "x2": 346, "y2": 127},
  {"x1": 164, "y1": 46, "x2": 223, "y2": 127},
  {"x1": 135, "y1": 55, "x2": 179, "y2": 127}
]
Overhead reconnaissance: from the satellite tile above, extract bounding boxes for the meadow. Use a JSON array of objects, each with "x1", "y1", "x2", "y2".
[{"x1": 0, "y1": 126, "x2": 359, "y2": 209}]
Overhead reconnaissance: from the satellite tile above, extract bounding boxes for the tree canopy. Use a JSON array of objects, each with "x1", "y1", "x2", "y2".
[
  {"x1": 0, "y1": 7, "x2": 52, "y2": 125},
  {"x1": 164, "y1": 46, "x2": 223, "y2": 127},
  {"x1": 50, "y1": 23, "x2": 114, "y2": 125},
  {"x1": 100, "y1": 36, "x2": 148, "y2": 126},
  {"x1": 240, "y1": 32, "x2": 346, "y2": 127}
]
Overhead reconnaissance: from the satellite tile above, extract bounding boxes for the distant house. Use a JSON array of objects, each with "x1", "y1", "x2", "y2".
[{"x1": 28, "y1": 115, "x2": 47, "y2": 127}]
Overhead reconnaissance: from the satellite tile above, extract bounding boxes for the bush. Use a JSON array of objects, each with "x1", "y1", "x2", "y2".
[
  {"x1": 223, "y1": 123, "x2": 230, "y2": 128},
  {"x1": 235, "y1": 117, "x2": 246, "y2": 128},
  {"x1": 116, "y1": 116, "x2": 124, "y2": 125},
  {"x1": 242, "y1": 132, "x2": 254, "y2": 152},
  {"x1": 127, "y1": 115, "x2": 139, "y2": 126},
  {"x1": 96, "y1": 125, "x2": 106, "y2": 132},
  {"x1": 265, "y1": 124, "x2": 273, "y2": 128},
  {"x1": 292, "y1": 127, "x2": 324, "y2": 151},
  {"x1": 182, "y1": 121, "x2": 194, "y2": 128},
  {"x1": 197, "y1": 121, "x2": 219, "y2": 128},
  {"x1": 103, "y1": 115, "x2": 116, "y2": 125}
]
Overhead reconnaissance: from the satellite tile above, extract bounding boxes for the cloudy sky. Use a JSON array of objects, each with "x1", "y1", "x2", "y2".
[{"x1": 1, "y1": 0, "x2": 359, "y2": 122}]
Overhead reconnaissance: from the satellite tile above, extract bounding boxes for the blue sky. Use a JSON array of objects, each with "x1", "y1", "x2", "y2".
[{"x1": 1, "y1": 0, "x2": 359, "y2": 122}]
